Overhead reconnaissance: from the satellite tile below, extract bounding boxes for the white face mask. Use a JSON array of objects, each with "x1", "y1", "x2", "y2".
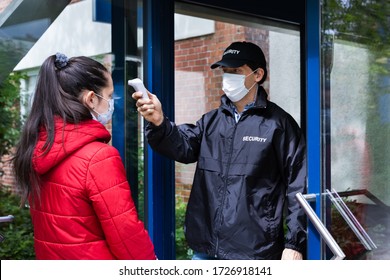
[
  {"x1": 91, "y1": 94, "x2": 114, "y2": 125},
  {"x1": 222, "y1": 69, "x2": 258, "y2": 102}
]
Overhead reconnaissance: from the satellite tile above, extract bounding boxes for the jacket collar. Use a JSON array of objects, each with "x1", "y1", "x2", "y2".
[{"x1": 220, "y1": 85, "x2": 268, "y2": 113}]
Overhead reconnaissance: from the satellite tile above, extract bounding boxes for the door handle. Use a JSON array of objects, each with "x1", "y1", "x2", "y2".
[{"x1": 296, "y1": 192, "x2": 346, "y2": 260}]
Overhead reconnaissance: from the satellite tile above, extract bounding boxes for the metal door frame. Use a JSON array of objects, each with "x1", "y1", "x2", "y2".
[{"x1": 110, "y1": 0, "x2": 323, "y2": 260}]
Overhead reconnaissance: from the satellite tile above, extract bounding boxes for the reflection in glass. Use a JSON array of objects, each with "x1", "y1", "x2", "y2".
[
  {"x1": 322, "y1": 0, "x2": 390, "y2": 260},
  {"x1": 326, "y1": 189, "x2": 376, "y2": 251},
  {"x1": 0, "y1": 0, "x2": 70, "y2": 84}
]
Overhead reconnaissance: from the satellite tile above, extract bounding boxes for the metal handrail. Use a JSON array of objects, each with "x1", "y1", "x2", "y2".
[
  {"x1": 0, "y1": 215, "x2": 14, "y2": 223},
  {"x1": 0, "y1": 215, "x2": 14, "y2": 243},
  {"x1": 326, "y1": 189, "x2": 377, "y2": 250},
  {"x1": 295, "y1": 193, "x2": 345, "y2": 260}
]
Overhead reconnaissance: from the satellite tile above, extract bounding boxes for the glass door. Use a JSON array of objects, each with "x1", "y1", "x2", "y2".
[
  {"x1": 173, "y1": 2, "x2": 302, "y2": 259},
  {"x1": 320, "y1": 0, "x2": 390, "y2": 260},
  {"x1": 173, "y1": 0, "x2": 389, "y2": 260}
]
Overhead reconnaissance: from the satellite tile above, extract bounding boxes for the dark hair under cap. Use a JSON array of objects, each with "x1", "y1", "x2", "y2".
[{"x1": 211, "y1": 41, "x2": 268, "y2": 84}]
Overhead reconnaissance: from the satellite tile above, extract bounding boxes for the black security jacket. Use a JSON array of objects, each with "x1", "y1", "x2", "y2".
[{"x1": 145, "y1": 86, "x2": 307, "y2": 259}]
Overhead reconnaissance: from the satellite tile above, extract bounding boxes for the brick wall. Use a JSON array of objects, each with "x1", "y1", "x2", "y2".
[
  {"x1": 0, "y1": 153, "x2": 16, "y2": 192},
  {"x1": 174, "y1": 22, "x2": 269, "y2": 201}
]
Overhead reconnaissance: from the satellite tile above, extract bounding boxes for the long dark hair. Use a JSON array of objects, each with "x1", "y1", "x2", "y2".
[{"x1": 12, "y1": 54, "x2": 110, "y2": 206}]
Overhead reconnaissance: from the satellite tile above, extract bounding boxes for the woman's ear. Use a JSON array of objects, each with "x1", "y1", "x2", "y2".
[
  {"x1": 254, "y1": 68, "x2": 264, "y2": 83},
  {"x1": 81, "y1": 90, "x2": 95, "y2": 110}
]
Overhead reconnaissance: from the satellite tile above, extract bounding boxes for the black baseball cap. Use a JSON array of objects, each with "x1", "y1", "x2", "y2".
[{"x1": 211, "y1": 41, "x2": 267, "y2": 83}]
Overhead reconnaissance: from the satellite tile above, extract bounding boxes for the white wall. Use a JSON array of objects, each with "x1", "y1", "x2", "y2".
[
  {"x1": 269, "y1": 31, "x2": 301, "y2": 125},
  {"x1": 174, "y1": 14, "x2": 214, "y2": 41}
]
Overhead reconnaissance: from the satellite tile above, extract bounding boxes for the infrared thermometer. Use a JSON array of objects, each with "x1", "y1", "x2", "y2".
[{"x1": 128, "y1": 78, "x2": 149, "y2": 100}]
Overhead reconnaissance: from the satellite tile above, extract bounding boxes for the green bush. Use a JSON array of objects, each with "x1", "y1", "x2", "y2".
[
  {"x1": 0, "y1": 72, "x2": 23, "y2": 158},
  {"x1": 0, "y1": 188, "x2": 35, "y2": 260},
  {"x1": 175, "y1": 196, "x2": 193, "y2": 260}
]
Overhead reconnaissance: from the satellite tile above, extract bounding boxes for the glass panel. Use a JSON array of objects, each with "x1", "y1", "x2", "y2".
[
  {"x1": 0, "y1": 0, "x2": 70, "y2": 84},
  {"x1": 125, "y1": 0, "x2": 144, "y2": 219},
  {"x1": 321, "y1": 0, "x2": 390, "y2": 260},
  {"x1": 174, "y1": 3, "x2": 301, "y2": 259}
]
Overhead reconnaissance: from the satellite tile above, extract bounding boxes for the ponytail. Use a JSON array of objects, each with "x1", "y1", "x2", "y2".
[{"x1": 13, "y1": 54, "x2": 110, "y2": 206}]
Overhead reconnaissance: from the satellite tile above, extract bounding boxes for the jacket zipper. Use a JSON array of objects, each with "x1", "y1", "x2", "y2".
[{"x1": 214, "y1": 120, "x2": 238, "y2": 258}]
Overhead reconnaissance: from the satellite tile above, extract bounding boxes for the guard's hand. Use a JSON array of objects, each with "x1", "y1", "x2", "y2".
[
  {"x1": 281, "y1": 248, "x2": 303, "y2": 260},
  {"x1": 132, "y1": 91, "x2": 164, "y2": 126}
]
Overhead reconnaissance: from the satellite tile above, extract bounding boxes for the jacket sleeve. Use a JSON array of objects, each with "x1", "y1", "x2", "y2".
[
  {"x1": 275, "y1": 115, "x2": 307, "y2": 254},
  {"x1": 86, "y1": 145, "x2": 156, "y2": 260},
  {"x1": 145, "y1": 115, "x2": 203, "y2": 164}
]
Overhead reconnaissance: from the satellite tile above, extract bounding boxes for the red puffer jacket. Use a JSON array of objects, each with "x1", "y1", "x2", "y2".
[{"x1": 31, "y1": 118, "x2": 155, "y2": 260}]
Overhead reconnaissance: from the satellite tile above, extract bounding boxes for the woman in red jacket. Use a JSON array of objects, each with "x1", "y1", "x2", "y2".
[{"x1": 12, "y1": 53, "x2": 156, "y2": 260}]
